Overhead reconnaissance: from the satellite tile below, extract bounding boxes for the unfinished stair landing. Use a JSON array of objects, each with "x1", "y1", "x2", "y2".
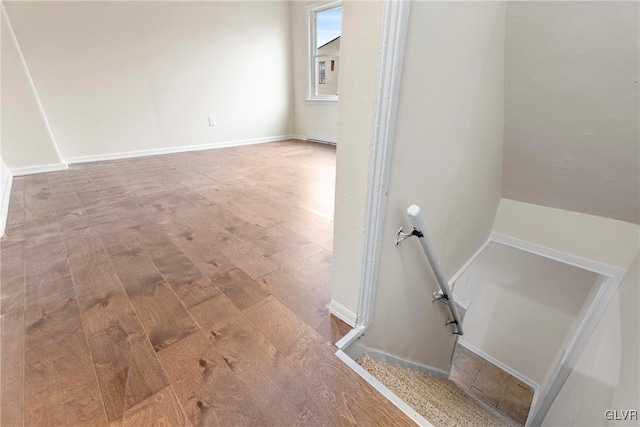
[{"x1": 357, "y1": 355, "x2": 521, "y2": 427}]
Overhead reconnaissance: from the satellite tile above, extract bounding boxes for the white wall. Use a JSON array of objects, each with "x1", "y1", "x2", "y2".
[
  {"x1": 1, "y1": 8, "x2": 64, "y2": 170},
  {"x1": 503, "y1": 1, "x2": 640, "y2": 224},
  {"x1": 331, "y1": 0, "x2": 384, "y2": 319},
  {"x1": 4, "y1": 1, "x2": 293, "y2": 161},
  {"x1": 543, "y1": 253, "x2": 639, "y2": 427},
  {"x1": 290, "y1": 0, "x2": 339, "y2": 143},
  {"x1": 360, "y1": 1, "x2": 506, "y2": 370},
  {"x1": 455, "y1": 242, "x2": 598, "y2": 384},
  {"x1": 0, "y1": 157, "x2": 13, "y2": 237},
  {"x1": 493, "y1": 199, "x2": 640, "y2": 270}
]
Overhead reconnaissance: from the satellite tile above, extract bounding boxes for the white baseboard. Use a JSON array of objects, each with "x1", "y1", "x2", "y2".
[
  {"x1": 1, "y1": 161, "x2": 13, "y2": 237},
  {"x1": 290, "y1": 134, "x2": 308, "y2": 141},
  {"x1": 348, "y1": 342, "x2": 450, "y2": 379},
  {"x1": 329, "y1": 300, "x2": 357, "y2": 327},
  {"x1": 10, "y1": 162, "x2": 68, "y2": 177},
  {"x1": 64, "y1": 135, "x2": 298, "y2": 165},
  {"x1": 335, "y1": 325, "x2": 366, "y2": 350},
  {"x1": 448, "y1": 237, "x2": 491, "y2": 287},
  {"x1": 457, "y1": 339, "x2": 539, "y2": 391},
  {"x1": 308, "y1": 139, "x2": 337, "y2": 146}
]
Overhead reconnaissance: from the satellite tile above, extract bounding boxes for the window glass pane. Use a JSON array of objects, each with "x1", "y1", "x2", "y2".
[
  {"x1": 316, "y1": 7, "x2": 342, "y2": 51},
  {"x1": 314, "y1": 6, "x2": 341, "y2": 97}
]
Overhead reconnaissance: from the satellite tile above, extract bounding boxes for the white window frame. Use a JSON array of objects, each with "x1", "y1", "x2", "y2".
[{"x1": 306, "y1": 1, "x2": 341, "y2": 103}]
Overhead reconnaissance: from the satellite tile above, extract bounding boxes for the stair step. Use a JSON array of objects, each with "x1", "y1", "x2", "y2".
[{"x1": 357, "y1": 355, "x2": 521, "y2": 427}]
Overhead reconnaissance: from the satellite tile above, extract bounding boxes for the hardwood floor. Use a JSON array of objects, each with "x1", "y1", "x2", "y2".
[{"x1": 0, "y1": 141, "x2": 413, "y2": 426}]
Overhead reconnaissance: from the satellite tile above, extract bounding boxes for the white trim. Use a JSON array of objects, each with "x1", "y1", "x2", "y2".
[
  {"x1": 303, "y1": 98, "x2": 339, "y2": 104},
  {"x1": 526, "y1": 275, "x2": 622, "y2": 427},
  {"x1": 356, "y1": 0, "x2": 411, "y2": 327},
  {"x1": 64, "y1": 135, "x2": 297, "y2": 165},
  {"x1": 329, "y1": 300, "x2": 357, "y2": 327},
  {"x1": 490, "y1": 232, "x2": 625, "y2": 279},
  {"x1": 0, "y1": 161, "x2": 13, "y2": 237},
  {"x1": 2, "y1": 5, "x2": 67, "y2": 168},
  {"x1": 308, "y1": 139, "x2": 337, "y2": 146},
  {"x1": 10, "y1": 163, "x2": 68, "y2": 177},
  {"x1": 348, "y1": 342, "x2": 450, "y2": 379},
  {"x1": 306, "y1": 0, "x2": 342, "y2": 102},
  {"x1": 448, "y1": 237, "x2": 490, "y2": 287},
  {"x1": 335, "y1": 324, "x2": 366, "y2": 350},
  {"x1": 334, "y1": 349, "x2": 431, "y2": 426},
  {"x1": 458, "y1": 339, "x2": 539, "y2": 391},
  {"x1": 290, "y1": 134, "x2": 308, "y2": 141}
]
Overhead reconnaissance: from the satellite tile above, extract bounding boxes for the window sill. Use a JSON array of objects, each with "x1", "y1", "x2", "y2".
[{"x1": 304, "y1": 98, "x2": 339, "y2": 104}]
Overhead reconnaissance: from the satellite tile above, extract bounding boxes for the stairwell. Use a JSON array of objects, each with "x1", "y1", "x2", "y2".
[{"x1": 357, "y1": 355, "x2": 521, "y2": 427}]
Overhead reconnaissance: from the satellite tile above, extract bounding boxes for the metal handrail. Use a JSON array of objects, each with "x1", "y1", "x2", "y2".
[{"x1": 396, "y1": 205, "x2": 464, "y2": 335}]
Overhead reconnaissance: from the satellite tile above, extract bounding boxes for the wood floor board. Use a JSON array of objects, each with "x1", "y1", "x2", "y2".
[
  {"x1": 189, "y1": 293, "x2": 327, "y2": 426},
  {"x1": 116, "y1": 386, "x2": 191, "y2": 427},
  {"x1": 88, "y1": 313, "x2": 170, "y2": 421},
  {"x1": 106, "y1": 243, "x2": 200, "y2": 351},
  {"x1": 125, "y1": 221, "x2": 221, "y2": 308},
  {"x1": 270, "y1": 248, "x2": 332, "y2": 297},
  {"x1": 157, "y1": 331, "x2": 268, "y2": 426},
  {"x1": 200, "y1": 202, "x2": 288, "y2": 257},
  {"x1": 219, "y1": 236, "x2": 278, "y2": 280},
  {"x1": 315, "y1": 312, "x2": 353, "y2": 345},
  {"x1": 0, "y1": 310, "x2": 25, "y2": 427},
  {"x1": 0, "y1": 141, "x2": 414, "y2": 426},
  {"x1": 209, "y1": 268, "x2": 271, "y2": 310},
  {"x1": 259, "y1": 269, "x2": 329, "y2": 330},
  {"x1": 24, "y1": 290, "x2": 108, "y2": 426},
  {"x1": 0, "y1": 240, "x2": 25, "y2": 315},
  {"x1": 262, "y1": 224, "x2": 325, "y2": 259}
]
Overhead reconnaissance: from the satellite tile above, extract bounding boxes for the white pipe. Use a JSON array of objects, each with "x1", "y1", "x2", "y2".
[{"x1": 406, "y1": 205, "x2": 463, "y2": 335}]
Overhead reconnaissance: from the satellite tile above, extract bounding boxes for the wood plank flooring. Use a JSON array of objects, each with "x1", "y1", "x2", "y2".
[{"x1": 0, "y1": 140, "x2": 413, "y2": 426}]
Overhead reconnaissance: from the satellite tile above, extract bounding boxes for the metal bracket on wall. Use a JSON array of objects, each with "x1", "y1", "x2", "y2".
[{"x1": 395, "y1": 226, "x2": 424, "y2": 246}]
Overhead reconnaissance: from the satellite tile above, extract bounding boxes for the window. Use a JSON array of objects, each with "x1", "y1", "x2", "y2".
[
  {"x1": 307, "y1": 2, "x2": 341, "y2": 101},
  {"x1": 319, "y1": 61, "x2": 326, "y2": 84}
]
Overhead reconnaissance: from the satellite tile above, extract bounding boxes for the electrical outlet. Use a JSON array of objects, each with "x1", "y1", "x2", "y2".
[{"x1": 208, "y1": 116, "x2": 216, "y2": 126}]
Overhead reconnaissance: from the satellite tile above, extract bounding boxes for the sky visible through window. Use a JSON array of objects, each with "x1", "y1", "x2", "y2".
[{"x1": 316, "y1": 6, "x2": 342, "y2": 48}]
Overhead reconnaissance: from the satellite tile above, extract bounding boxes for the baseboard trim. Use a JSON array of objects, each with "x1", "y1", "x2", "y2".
[
  {"x1": 329, "y1": 300, "x2": 357, "y2": 327},
  {"x1": 307, "y1": 138, "x2": 337, "y2": 146},
  {"x1": 1, "y1": 163, "x2": 13, "y2": 237},
  {"x1": 448, "y1": 237, "x2": 491, "y2": 287},
  {"x1": 490, "y1": 232, "x2": 625, "y2": 278},
  {"x1": 10, "y1": 163, "x2": 68, "y2": 177},
  {"x1": 335, "y1": 325, "x2": 366, "y2": 350},
  {"x1": 334, "y1": 349, "x2": 433, "y2": 426},
  {"x1": 351, "y1": 343, "x2": 450, "y2": 379},
  {"x1": 290, "y1": 134, "x2": 308, "y2": 141},
  {"x1": 457, "y1": 339, "x2": 539, "y2": 391},
  {"x1": 64, "y1": 135, "x2": 298, "y2": 165}
]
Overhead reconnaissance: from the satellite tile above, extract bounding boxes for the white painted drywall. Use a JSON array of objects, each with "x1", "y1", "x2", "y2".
[
  {"x1": 290, "y1": 1, "x2": 339, "y2": 143},
  {"x1": 331, "y1": 0, "x2": 384, "y2": 317},
  {"x1": 360, "y1": 1, "x2": 506, "y2": 370},
  {"x1": 493, "y1": 199, "x2": 640, "y2": 270},
  {"x1": 0, "y1": 157, "x2": 13, "y2": 237},
  {"x1": 542, "y1": 253, "x2": 639, "y2": 426},
  {"x1": 533, "y1": 274, "x2": 606, "y2": 417},
  {"x1": 503, "y1": 1, "x2": 640, "y2": 224},
  {"x1": 4, "y1": 1, "x2": 293, "y2": 161},
  {"x1": 454, "y1": 242, "x2": 598, "y2": 384},
  {"x1": 1, "y1": 9, "x2": 64, "y2": 170}
]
